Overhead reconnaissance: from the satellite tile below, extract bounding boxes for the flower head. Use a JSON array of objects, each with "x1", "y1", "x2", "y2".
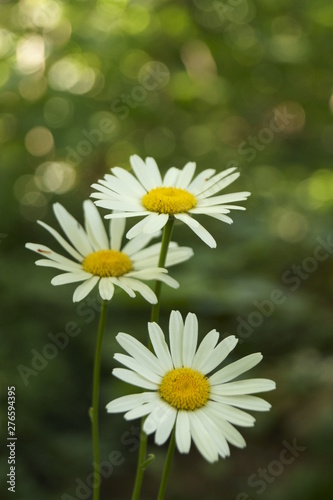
[
  {"x1": 91, "y1": 155, "x2": 251, "y2": 248},
  {"x1": 26, "y1": 201, "x2": 193, "y2": 303},
  {"x1": 107, "y1": 311, "x2": 275, "y2": 462}
]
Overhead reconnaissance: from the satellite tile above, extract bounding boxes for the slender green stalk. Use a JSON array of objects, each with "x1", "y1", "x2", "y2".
[
  {"x1": 157, "y1": 428, "x2": 176, "y2": 500},
  {"x1": 91, "y1": 300, "x2": 109, "y2": 500},
  {"x1": 150, "y1": 217, "x2": 175, "y2": 323},
  {"x1": 131, "y1": 217, "x2": 175, "y2": 500}
]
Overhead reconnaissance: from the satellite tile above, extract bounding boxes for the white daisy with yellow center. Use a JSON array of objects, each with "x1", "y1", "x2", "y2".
[
  {"x1": 107, "y1": 311, "x2": 275, "y2": 463},
  {"x1": 26, "y1": 201, "x2": 193, "y2": 303},
  {"x1": 91, "y1": 155, "x2": 251, "y2": 248}
]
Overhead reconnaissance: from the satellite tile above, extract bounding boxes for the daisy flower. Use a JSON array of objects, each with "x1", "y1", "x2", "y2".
[
  {"x1": 106, "y1": 311, "x2": 275, "y2": 463},
  {"x1": 26, "y1": 201, "x2": 193, "y2": 303},
  {"x1": 91, "y1": 154, "x2": 251, "y2": 248}
]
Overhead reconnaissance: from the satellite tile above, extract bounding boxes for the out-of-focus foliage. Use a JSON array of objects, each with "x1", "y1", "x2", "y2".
[{"x1": 1, "y1": 0, "x2": 333, "y2": 499}]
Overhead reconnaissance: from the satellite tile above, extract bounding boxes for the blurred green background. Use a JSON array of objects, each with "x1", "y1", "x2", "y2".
[{"x1": 1, "y1": 0, "x2": 333, "y2": 499}]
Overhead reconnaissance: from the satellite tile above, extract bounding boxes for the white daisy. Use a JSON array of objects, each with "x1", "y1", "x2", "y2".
[
  {"x1": 91, "y1": 154, "x2": 251, "y2": 248},
  {"x1": 106, "y1": 311, "x2": 276, "y2": 463},
  {"x1": 26, "y1": 201, "x2": 193, "y2": 303}
]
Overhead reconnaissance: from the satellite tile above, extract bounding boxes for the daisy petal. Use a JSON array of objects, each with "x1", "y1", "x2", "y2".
[
  {"x1": 110, "y1": 217, "x2": 126, "y2": 251},
  {"x1": 209, "y1": 353, "x2": 263, "y2": 385},
  {"x1": 154, "y1": 405, "x2": 177, "y2": 445},
  {"x1": 51, "y1": 272, "x2": 91, "y2": 285},
  {"x1": 182, "y1": 313, "x2": 198, "y2": 367},
  {"x1": 188, "y1": 412, "x2": 219, "y2": 462},
  {"x1": 53, "y1": 203, "x2": 93, "y2": 256},
  {"x1": 192, "y1": 329, "x2": 219, "y2": 372},
  {"x1": 98, "y1": 277, "x2": 114, "y2": 301},
  {"x1": 73, "y1": 276, "x2": 99, "y2": 302},
  {"x1": 148, "y1": 323, "x2": 173, "y2": 371},
  {"x1": 36, "y1": 221, "x2": 83, "y2": 261},
  {"x1": 115, "y1": 332, "x2": 164, "y2": 376},
  {"x1": 200, "y1": 335, "x2": 238, "y2": 375},
  {"x1": 169, "y1": 310, "x2": 184, "y2": 368},
  {"x1": 83, "y1": 200, "x2": 109, "y2": 251},
  {"x1": 211, "y1": 378, "x2": 276, "y2": 395},
  {"x1": 174, "y1": 213, "x2": 216, "y2": 248},
  {"x1": 113, "y1": 368, "x2": 158, "y2": 390},
  {"x1": 175, "y1": 162, "x2": 196, "y2": 188},
  {"x1": 106, "y1": 393, "x2": 155, "y2": 413},
  {"x1": 175, "y1": 411, "x2": 191, "y2": 453},
  {"x1": 114, "y1": 353, "x2": 162, "y2": 384},
  {"x1": 130, "y1": 154, "x2": 158, "y2": 191}
]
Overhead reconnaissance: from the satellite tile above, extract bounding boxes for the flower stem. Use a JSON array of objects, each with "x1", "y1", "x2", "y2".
[
  {"x1": 150, "y1": 217, "x2": 175, "y2": 323},
  {"x1": 90, "y1": 299, "x2": 108, "y2": 500},
  {"x1": 131, "y1": 217, "x2": 174, "y2": 500},
  {"x1": 157, "y1": 428, "x2": 176, "y2": 500}
]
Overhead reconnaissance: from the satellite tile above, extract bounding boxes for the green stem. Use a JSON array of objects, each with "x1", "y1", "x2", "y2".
[
  {"x1": 150, "y1": 217, "x2": 175, "y2": 323},
  {"x1": 91, "y1": 300, "x2": 109, "y2": 500},
  {"x1": 157, "y1": 428, "x2": 176, "y2": 500},
  {"x1": 131, "y1": 217, "x2": 175, "y2": 500}
]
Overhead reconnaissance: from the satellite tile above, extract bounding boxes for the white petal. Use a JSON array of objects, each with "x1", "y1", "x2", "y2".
[
  {"x1": 195, "y1": 409, "x2": 230, "y2": 458},
  {"x1": 182, "y1": 313, "x2": 198, "y2": 367},
  {"x1": 174, "y1": 213, "x2": 216, "y2": 248},
  {"x1": 130, "y1": 154, "x2": 159, "y2": 191},
  {"x1": 36, "y1": 221, "x2": 83, "y2": 261},
  {"x1": 175, "y1": 411, "x2": 191, "y2": 453},
  {"x1": 53, "y1": 203, "x2": 94, "y2": 256},
  {"x1": 98, "y1": 278, "x2": 114, "y2": 300},
  {"x1": 209, "y1": 353, "x2": 263, "y2": 385},
  {"x1": 83, "y1": 200, "x2": 109, "y2": 251},
  {"x1": 188, "y1": 412, "x2": 219, "y2": 462},
  {"x1": 122, "y1": 232, "x2": 159, "y2": 256},
  {"x1": 205, "y1": 403, "x2": 247, "y2": 448},
  {"x1": 196, "y1": 170, "x2": 240, "y2": 199},
  {"x1": 206, "y1": 401, "x2": 255, "y2": 427},
  {"x1": 169, "y1": 310, "x2": 184, "y2": 368},
  {"x1": 198, "y1": 191, "x2": 251, "y2": 206},
  {"x1": 106, "y1": 392, "x2": 155, "y2": 413},
  {"x1": 26, "y1": 242, "x2": 82, "y2": 269},
  {"x1": 114, "y1": 353, "x2": 162, "y2": 384},
  {"x1": 175, "y1": 162, "x2": 196, "y2": 188},
  {"x1": 112, "y1": 368, "x2": 158, "y2": 390},
  {"x1": 126, "y1": 215, "x2": 154, "y2": 239},
  {"x1": 163, "y1": 166, "x2": 181, "y2": 186},
  {"x1": 142, "y1": 213, "x2": 169, "y2": 234},
  {"x1": 210, "y1": 395, "x2": 271, "y2": 412},
  {"x1": 200, "y1": 336, "x2": 238, "y2": 375},
  {"x1": 119, "y1": 277, "x2": 157, "y2": 303},
  {"x1": 145, "y1": 156, "x2": 163, "y2": 186},
  {"x1": 143, "y1": 401, "x2": 170, "y2": 435},
  {"x1": 204, "y1": 213, "x2": 234, "y2": 224},
  {"x1": 211, "y1": 378, "x2": 276, "y2": 395},
  {"x1": 51, "y1": 272, "x2": 91, "y2": 285},
  {"x1": 34, "y1": 259, "x2": 81, "y2": 272},
  {"x1": 115, "y1": 332, "x2": 164, "y2": 376},
  {"x1": 187, "y1": 168, "x2": 216, "y2": 194},
  {"x1": 155, "y1": 406, "x2": 177, "y2": 445},
  {"x1": 111, "y1": 166, "x2": 147, "y2": 196},
  {"x1": 110, "y1": 277, "x2": 136, "y2": 298},
  {"x1": 192, "y1": 329, "x2": 219, "y2": 372},
  {"x1": 125, "y1": 400, "x2": 160, "y2": 421},
  {"x1": 110, "y1": 217, "x2": 126, "y2": 251},
  {"x1": 73, "y1": 276, "x2": 100, "y2": 302},
  {"x1": 148, "y1": 323, "x2": 173, "y2": 372}
]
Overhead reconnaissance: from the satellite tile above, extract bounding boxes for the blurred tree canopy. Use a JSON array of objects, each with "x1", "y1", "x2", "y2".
[{"x1": 1, "y1": 0, "x2": 333, "y2": 499}]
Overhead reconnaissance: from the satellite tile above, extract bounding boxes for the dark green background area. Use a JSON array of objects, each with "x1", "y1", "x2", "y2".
[{"x1": 1, "y1": 0, "x2": 333, "y2": 499}]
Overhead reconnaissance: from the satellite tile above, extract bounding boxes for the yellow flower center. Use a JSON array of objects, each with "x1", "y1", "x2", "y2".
[
  {"x1": 159, "y1": 367, "x2": 210, "y2": 411},
  {"x1": 82, "y1": 250, "x2": 132, "y2": 277},
  {"x1": 142, "y1": 187, "x2": 197, "y2": 215}
]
